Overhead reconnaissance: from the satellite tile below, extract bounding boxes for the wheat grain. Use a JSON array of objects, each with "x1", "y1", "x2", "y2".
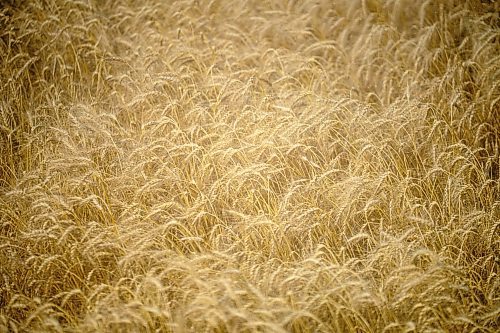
[{"x1": 1, "y1": 0, "x2": 499, "y2": 332}]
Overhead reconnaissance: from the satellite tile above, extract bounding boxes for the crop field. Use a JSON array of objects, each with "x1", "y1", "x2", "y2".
[{"x1": 0, "y1": 0, "x2": 499, "y2": 332}]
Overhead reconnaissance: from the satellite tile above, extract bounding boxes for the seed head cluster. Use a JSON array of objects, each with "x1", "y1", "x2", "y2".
[{"x1": 0, "y1": 0, "x2": 498, "y2": 332}]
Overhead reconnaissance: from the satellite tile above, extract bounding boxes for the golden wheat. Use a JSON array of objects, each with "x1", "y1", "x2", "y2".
[{"x1": 0, "y1": 0, "x2": 498, "y2": 332}]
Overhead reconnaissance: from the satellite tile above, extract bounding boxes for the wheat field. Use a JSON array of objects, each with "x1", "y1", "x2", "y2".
[{"x1": 0, "y1": 0, "x2": 499, "y2": 332}]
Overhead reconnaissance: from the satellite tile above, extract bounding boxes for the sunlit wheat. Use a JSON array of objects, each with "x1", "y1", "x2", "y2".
[{"x1": 1, "y1": 0, "x2": 498, "y2": 332}]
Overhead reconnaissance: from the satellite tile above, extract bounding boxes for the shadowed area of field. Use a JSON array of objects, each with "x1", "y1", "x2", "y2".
[{"x1": 1, "y1": 0, "x2": 499, "y2": 332}]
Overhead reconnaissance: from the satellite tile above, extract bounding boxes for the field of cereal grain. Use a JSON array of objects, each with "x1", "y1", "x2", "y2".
[{"x1": 1, "y1": 0, "x2": 499, "y2": 332}]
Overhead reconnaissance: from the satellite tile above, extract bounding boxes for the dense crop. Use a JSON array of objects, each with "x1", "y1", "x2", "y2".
[{"x1": 1, "y1": 0, "x2": 498, "y2": 332}]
